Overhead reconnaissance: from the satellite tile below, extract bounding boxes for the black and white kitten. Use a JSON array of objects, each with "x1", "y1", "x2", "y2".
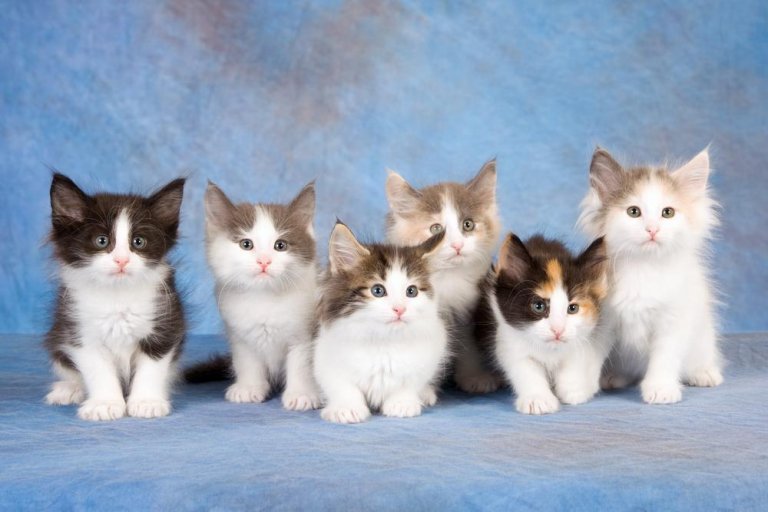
[{"x1": 45, "y1": 174, "x2": 186, "y2": 421}]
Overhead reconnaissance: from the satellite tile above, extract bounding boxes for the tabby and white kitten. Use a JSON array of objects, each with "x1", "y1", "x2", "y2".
[
  {"x1": 386, "y1": 161, "x2": 501, "y2": 393},
  {"x1": 476, "y1": 234, "x2": 609, "y2": 414},
  {"x1": 314, "y1": 222, "x2": 449, "y2": 424},
  {"x1": 45, "y1": 174, "x2": 186, "y2": 421},
  {"x1": 579, "y1": 147, "x2": 722, "y2": 404},
  {"x1": 196, "y1": 181, "x2": 320, "y2": 411}
]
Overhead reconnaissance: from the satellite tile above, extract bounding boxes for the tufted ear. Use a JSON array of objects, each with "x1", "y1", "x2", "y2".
[
  {"x1": 289, "y1": 181, "x2": 316, "y2": 227},
  {"x1": 204, "y1": 181, "x2": 238, "y2": 229},
  {"x1": 50, "y1": 173, "x2": 89, "y2": 223},
  {"x1": 148, "y1": 178, "x2": 185, "y2": 228},
  {"x1": 418, "y1": 231, "x2": 446, "y2": 260},
  {"x1": 671, "y1": 147, "x2": 710, "y2": 198},
  {"x1": 329, "y1": 221, "x2": 370, "y2": 274},
  {"x1": 466, "y1": 159, "x2": 497, "y2": 205},
  {"x1": 385, "y1": 170, "x2": 422, "y2": 215},
  {"x1": 496, "y1": 233, "x2": 533, "y2": 283},
  {"x1": 589, "y1": 147, "x2": 624, "y2": 202}
]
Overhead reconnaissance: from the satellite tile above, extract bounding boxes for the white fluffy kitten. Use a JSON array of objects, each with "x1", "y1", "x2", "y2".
[
  {"x1": 313, "y1": 222, "x2": 449, "y2": 424},
  {"x1": 579, "y1": 147, "x2": 723, "y2": 404},
  {"x1": 202, "y1": 181, "x2": 321, "y2": 411}
]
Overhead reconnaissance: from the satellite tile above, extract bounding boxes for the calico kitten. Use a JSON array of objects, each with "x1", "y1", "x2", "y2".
[
  {"x1": 45, "y1": 174, "x2": 186, "y2": 421},
  {"x1": 385, "y1": 160, "x2": 501, "y2": 393},
  {"x1": 313, "y1": 222, "x2": 449, "y2": 424},
  {"x1": 190, "y1": 181, "x2": 320, "y2": 411},
  {"x1": 578, "y1": 147, "x2": 722, "y2": 404},
  {"x1": 476, "y1": 234, "x2": 609, "y2": 414}
]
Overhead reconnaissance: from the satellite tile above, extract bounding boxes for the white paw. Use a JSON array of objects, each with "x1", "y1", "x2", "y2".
[
  {"x1": 641, "y1": 380, "x2": 682, "y2": 404},
  {"x1": 515, "y1": 393, "x2": 561, "y2": 415},
  {"x1": 282, "y1": 389, "x2": 322, "y2": 411},
  {"x1": 419, "y1": 386, "x2": 438, "y2": 407},
  {"x1": 686, "y1": 368, "x2": 724, "y2": 387},
  {"x1": 77, "y1": 400, "x2": 126, "y2": 421},
  {"x1": 557, "y1": 388, "x2": 596, "y2": 406},
  {"x1": 127, "y1": 399, "x2": 171, "y2": 418},
  {"x1": 456, "y1": 372, "x2": 501, "y2": 394},
  {"x1": 45, "y1": 381, "x2": 85, "y2": 405},
  {"x1": 225, "y1": 383, "x2": 269, "y2": 403},
  {"x1": 320, "y1": 404, "x2": 371, "y2": 424},
  {"x1": 381, "y1": 398, "x2": 423, "y2": 418}
]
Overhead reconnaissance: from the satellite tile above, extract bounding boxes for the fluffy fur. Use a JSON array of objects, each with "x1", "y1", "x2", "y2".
[
  {"x1": 578, "y1": 147, "x2": 723, "y2": 404},
  {"x1": 196, "y1": 181, "x2": 321, "y2": 411},
  {"x1": 314, "y1": 222, "x2": 449, "y2": 424},
  {"x1": 385, "y1": 160, "x2": 501, "y2": 393},
  {"x1": 45, "y1": 174, "x2": 186, "y2": 421},
  {"x1": 476, "y1": 234, "x2": 610, "y2": 414}
]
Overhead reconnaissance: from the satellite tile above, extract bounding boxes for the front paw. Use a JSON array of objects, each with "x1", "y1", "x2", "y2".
[
  {"x1": 46, "y1": 381, "x2": 85, "y2": 405},
  {"x1": 641, "y1": 380, "x2": 682, "y2": 404},
  {"x1": 455, "y1": 372, "x2": 502, "y2": 394},
  {"x1": 78, "y1": 399, "x2": 126, "y2": 421},
  {"x1": 225, "y1": 383, "x2": 269, "y2": 403},
  {"x1": 419, "y1": 385, "x2": 438, "y2": 407},
  {"x1": 127, "y1": 399, "x2": 171, "y2": 418},
  {"x1": 320, "y1": 404, "x2": 371, "y2": 424},
  {"x1": 515, "y1": 393, "x2": 560, "y2": 415},
  {"x1": 282, "y1": 388, "x2": 322, "y2": 411},
  {"x1": 382, "y1": 397, "x2": 423, "y2": 418},
  {"x1": 557, "y1": 387, "x2": 597, "y2": 406},
  {"x1": 686, "y1": 368, "x2": 724, "y2": 388}
]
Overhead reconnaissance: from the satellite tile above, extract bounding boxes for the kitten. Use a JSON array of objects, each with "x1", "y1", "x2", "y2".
[
  {"x1": 191, "y1": 181, "x2": 321, "y2": 411},
  {"x1": 313, "y1": 222, "x2": 449, "y2": 424},
  {"x1": 578, "y1": 147, "x2": 723, "y2": 404},
  {"x1": 476, "y1": 234, "x2": 609, "y2": 414},
  {"x1": 45, "y1": 174, "x2": 186, "y2": 421},
  {"x1": 385, "y1": 160, "x2": 501, "y2": 393}
]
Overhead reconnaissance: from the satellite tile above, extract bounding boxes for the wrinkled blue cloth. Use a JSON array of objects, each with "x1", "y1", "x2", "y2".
[{"x1": 1, "y1": 333, "x2": 766, "y2": 511}]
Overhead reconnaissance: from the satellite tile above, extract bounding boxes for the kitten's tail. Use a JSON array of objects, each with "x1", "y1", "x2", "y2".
[{"x1": 183, "y1": 354, "x2": 232, "y2": 383}]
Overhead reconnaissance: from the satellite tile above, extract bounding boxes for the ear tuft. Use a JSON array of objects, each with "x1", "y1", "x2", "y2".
[
  {"x1": 419, "y1": 230, "x2": 445, "y2": 260},
  {"x1": 289, "y1": 181, "x2": 316, "y2": 226},
  {"x1": 589, "y1": 148, "x2": 624, "y2": 202},
  {"x1": 205, "y1": 181, "x2": 237, "y2": 228},
  {"x1": 671, "y1": 147, "x2": 710, "y2": 197},
  {"x1": 148, "y1": 178, "x2": 185, "y2": 227},
  {"x1": 466, "y1": 159, "x2": 497, "y2": 204},
  {"x1": 50, "y1": 173, "x2": 89, "y2": 222},
  {"x1": 329, "y1": 221, "x2": 370, "y2": 274},
  {"x1": 385, "y1": 170, "x2": 422, "y2": 215},
  {"x1": 497, "y1": 233, "x2": 533, "y2": 282}
]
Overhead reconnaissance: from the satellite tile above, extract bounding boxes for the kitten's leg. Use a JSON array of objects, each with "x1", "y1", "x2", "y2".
[
  {"x1": 70, "y1": 346, "x2": 126, "y2": 421},
  {"x1": 282, "y1": 343, "x2": 322, "y2": 411},
  {"x1": 555, "y1": 347, "x2": 602, "y2": 406},
  {"x1": 506, "y1": 357, "x2": 560, "y2": 415},
  {"x1": 226, "y1": 340, "x2": 271, "y2": 403},
  {"x1": 683, "y1": 320, "x2": 723, "y2": 388},
  {"x1": 318, "y1": 376, "x2": 370, "y2": 424},
  {"x1": 419, "y1": 384, "x2": 438, "y2": 407},
  {"x1": 381, "y1": 388, "x2": 423, "y2": 418},
  {"x1": 45, "y1": 361, "x2": 85, "y2": 405},
  {"x1": 454, "y1": 339, "x2": 503, "y2": 394},
  {"x1": 126, "y1": 351, "x2": 175, "y2": 418},
  {"x1": 640, "y1": 331, "x2": 685, "y2": 405}
]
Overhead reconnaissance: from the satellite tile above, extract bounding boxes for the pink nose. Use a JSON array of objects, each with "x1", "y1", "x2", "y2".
[
  {"x1": 113, "y1": 256, "x2": 129, "y2": 269},
  {"x1": 257, "y1": 257, "x2": 272, "y2": 271},
  {"x1": 646, "y1": 227, "x2": 659, "y2": 239},
  {"x1": 451, "y1": 241, "x2": 464, "y2": 254},
  {"x1": 393, "y1": 306, "x2": 406, "y2": 318},
  {"x1": 551, "y1": 327, "x2": 564, "y2": 340}
]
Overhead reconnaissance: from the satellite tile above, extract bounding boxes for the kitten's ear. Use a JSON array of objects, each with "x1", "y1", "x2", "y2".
[
  {"x1": 672, "y1": 147, "x2": 710, "y2": 197},
  {"x1": 289, "y1": 181, "x2": 316, "y2": 226},
  {"x1": 576, "y1": 237, "x2": 608, "y2": 299},
  {"x1": 418, "y1": 231, "x2": 446, "y2": 260},
  {"x1": 466, "y1": 159, "x2": 497, "y2": 204},
  {"x1": 50, "y1": 173, "x2": 89, "y2": 222},
  {"x1": 386, "y1": 170, "x2": 422, "y2": 215},
  {"x1": 589, "y1": 147, "x2": 624, "y2": 202},
  {"x1": 205, "y1": 181, "x2": 237, "y2": 228},
  {"x1": 497, "y1": 233, "x2": 533, "y2": 282},
  {"x1": 329, "y1": 221, "x2": 370, "y2": 274},
  {"x1": 148, "y1": 178, "x2": 185, "y2": 227}
]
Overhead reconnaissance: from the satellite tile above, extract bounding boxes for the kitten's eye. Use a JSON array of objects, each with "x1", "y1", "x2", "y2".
[
  {"x1": 429, "y1": 223, "x2": 443, "y2": 235},
  {"x1": 626, "y1": 206, "x2": 642, "y2": 218},
  {"x1": 406, "y1": 285, "x2": 419, "y2": 298},
  {"x1": 274, "y1": 239, "x2": 288, "y2": 251},
  {"x1": 462, "y1": 219, "x2": 475, "y2": 232},
  {"x1": 662, "y1": 207, "x2": 675, "y2": 218},
  {"x1": 239, "y1": 239, "x2": 253, "y2": 250},
  {"x1": 531, "y1": 299, "x2": 546, "y2": 314},
  {"x1": 567, "y1": 303, "x2": 580, "y2": 314},
  {"x1": 93, "y1": 235, "x2": 109, "y2": 249},
  {"x1": 371, "y1": 284, "x2": 387, "y2": 298},
  {"x1": 131, "y1": 236, "x2": 146, "y2": 249}
]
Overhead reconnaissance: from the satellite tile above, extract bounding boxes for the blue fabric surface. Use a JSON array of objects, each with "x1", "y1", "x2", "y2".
[
  {"x1": 1, "y1": 0, "x2": 768, "y2": 335},
  {"x1": 1, "y1": 333, "x2": 766, "y2": 511}
]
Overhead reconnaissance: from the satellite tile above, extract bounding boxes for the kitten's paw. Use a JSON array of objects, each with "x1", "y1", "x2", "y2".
[
  {"x1": 515, "y1": 393, "x2": 560, "y2": 415},
  {"x1": 320, "y1": 405, "x2": 371, "y2": 424},
  {"x1": 685, "y1": 368, "x2": 724, "y2": 388},
  {"x1": 557, "y1": 388, "x2": 596, "y2": 406},
  {"x1": 419, "y1": 386, "x2": 438, "y2": 407},
  {"x1": 127, "y1": 399, "x2": 171, "y2": 418},
  {"x1": 225, "y1": 383, "x2": 269, "y2": 403},
  {"x1": 600, "y1": 372, "x2": 630, "y2": 390},
  {"x1": 77, "y1": 400, "x2": 126, "y2": 421},
  {"x1": 456, "y1": 372, "x2": 502, "y2": 394},
  {"x1": 640, "y1": 380, "x2": 682, "y2": 404},
  {"x1": 282, "y1": 389, "x2": 322, "y2": 411},
  {"x1": 382, "y1": 397, "x2": 423, "y2": 418},
  {"x1": 45, "y1": 381, "x2": 85, "y2": 405}
]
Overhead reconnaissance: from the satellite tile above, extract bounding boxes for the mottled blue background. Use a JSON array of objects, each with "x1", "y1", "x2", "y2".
[{"x1": 1, "y1": 0, "x2": 766, "y2": 334}]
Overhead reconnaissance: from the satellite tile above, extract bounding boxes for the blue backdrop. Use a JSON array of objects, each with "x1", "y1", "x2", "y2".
[{"x1": 1, "y1": 0, "x2": 766, "y2": 334}]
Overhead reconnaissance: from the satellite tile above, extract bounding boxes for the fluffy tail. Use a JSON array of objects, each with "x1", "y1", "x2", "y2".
[{"x1": 183, "y1": 354, "x2": 232, "y2": 383}]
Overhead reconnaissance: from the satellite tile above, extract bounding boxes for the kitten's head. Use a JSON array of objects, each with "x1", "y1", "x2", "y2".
[
  {"x1": 494, "y1": 234, "x2": 607, "y2": 347},
  {"x1": 205, "y1": 181, "x2": 316, "y2": 291},
  {"x1": 49, "y1": 173, "x2": 185, "y2": 285},
  {"x1": 385, "y1": 160, "x2": 500, "y2": 271},
  {"x1": 319, "y1": 221, "x2": 443, "y2": 330},
  {"x1": 579, "y1": 147, "x2": 716, "y2": 259}
]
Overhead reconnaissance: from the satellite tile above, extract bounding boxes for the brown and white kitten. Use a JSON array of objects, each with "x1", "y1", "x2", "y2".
[
  {"x1": 386, "y1": 161, "x2": 501, "y2": 393},
  {"x1": 45, "y1": 174, "x2": 186, "y2": 421},
  {"x1": 476, "y1": 234, "x2": 609, "y2": 414},
  {"x1": 313, "y1": 222, "x2": 449, "y2": 424}
]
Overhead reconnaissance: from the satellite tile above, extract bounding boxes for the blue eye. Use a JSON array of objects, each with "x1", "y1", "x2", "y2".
[
  {"x1": 93, "y1": 235, "x2": 109, "y2": 249},
  {"x1": 371, "y1": 284, "x2": 387, "y2": 297},
  {"x1": 239, "y1": 239, "x2": 253, "y2": 250},
  {"x1": 406, "y1": 285, "x2": 419, "y2": 298},
  {"x1": 531, "y1": 299, "x2": 546, "y2": 314}
]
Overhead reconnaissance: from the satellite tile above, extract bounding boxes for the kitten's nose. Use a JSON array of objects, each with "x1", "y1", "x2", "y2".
[
  {"x1": 451, "y1": 241, "x2": 464, "y2": 254},
  {"x1": 551, "y1": 327, "x2": 564, "y2": 340},
  {"x1": 257, "y1": 256, "x2": 272, "y2": 271},
  {"x1": 646, "y1": 226, "x2": 659, "y2": 240},
  {"x1": 113, "y1": 256, "x2": 129, "y2": 269},
  {"x1": 393, "y1": 305, "x2": 406, "y2": 318}
]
